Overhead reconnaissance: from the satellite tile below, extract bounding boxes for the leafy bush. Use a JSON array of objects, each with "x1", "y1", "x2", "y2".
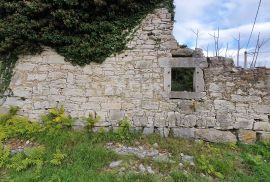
[
  {"x1": 0, "y1": 143, "x2": 10, "y2": 169},
  {"x1": 7, "y1": 146, "x2": 45, "y2": 172},
  {"x1": 42, "y1": 106, "x2": 74, "y2": 130},
  {"x1": 116, "y1": 117, "x2": 132, "y2": 142},
  {"x1": 197, "y1": 155, "x2": 224, "y2": 179},
  {"x1": 0, "y1": 106, "x2": 42, "y2": 141},
  {"x1": 50, "y1": 149, "x2": 67, "y2": 166},
  {"x1": 85, "y1": 113, "x2": 100, "y2": 131}
]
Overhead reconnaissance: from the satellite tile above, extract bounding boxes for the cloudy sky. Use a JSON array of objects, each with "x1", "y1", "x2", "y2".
[{"x1": 173, "y1": 0, "x2": 270, "y2": 67}]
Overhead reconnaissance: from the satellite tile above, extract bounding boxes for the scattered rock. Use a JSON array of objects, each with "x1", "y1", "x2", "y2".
[
  {"x1": 109, "y1": 160, "x2": 122, "y2": 168},
  {"x1": 139, "y1": 164, "x2": 146, "y2": 173},
  {"x1": 152, "y1": 143, "x2": 159, "y2": 149},
  {"x1": 179, "y1": 163, "x2": 184, "y2": 168},
  {"x1": 5, "y1": 139, "x2": 36, "y2": 155},
  {"x1": 146, "y1": 166, "x2": 155, "y2": 174},
  {"x1": 181, "y1": 154, "x2": 195, "y2": 166},
  {"x1": 107, "y1": 143, "x2": 170, "y2": 161}
]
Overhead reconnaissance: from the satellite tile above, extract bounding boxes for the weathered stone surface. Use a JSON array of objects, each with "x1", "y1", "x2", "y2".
[
  {"x1": 171, "y1": 48, "x2": 194, "y2": 57},
  {"x1": 109, "y1": 110, "x2": 125, "y2": 121},
  {"x1": 257, "y1": 132, "x2": 270, "y2": 141},
  {"x1": 234, "y1": 117, "x2": 254, "y2": 130},
  {"x1": 143, "y1": 127, "x2": 154, "y2": 135},
  {"x1": 2, "y1": 7, "x2": 270, "y2": 144},
  {"x1": 254, "y1": 122, "x2": 270, "y2": 131},
  {"x1": 216, "y1": 112, "x2": 233, "y2": 129},
  {"x1": 195, "y1": 129, "x2": 237, "y2": 143},
  {"x1": 109, "y1": 160, "x2": 122, "y2": 168},
  {"x1": 214, "y1": 100, "x2": 235, "y2": 112},
  {"x1": 238, "y1": 130, "x2": 257, "y2": 144},
  {"x1": 172, "y1": 128, "x2": 195, "y2": 139}
]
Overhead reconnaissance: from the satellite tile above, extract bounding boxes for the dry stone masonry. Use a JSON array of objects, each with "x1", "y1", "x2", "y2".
[{"x1": 1, "y1": 8, "x2": 270, "y2": 144}]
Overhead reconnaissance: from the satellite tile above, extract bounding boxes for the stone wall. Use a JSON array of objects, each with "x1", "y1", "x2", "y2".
[{"x1": 1, "y1": 8, "x2": 270, "y2": 143}]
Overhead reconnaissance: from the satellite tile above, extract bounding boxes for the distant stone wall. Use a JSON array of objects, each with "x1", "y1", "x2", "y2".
[{"x1": 1, "y1": 8, "x2": 270, "y2": 143}]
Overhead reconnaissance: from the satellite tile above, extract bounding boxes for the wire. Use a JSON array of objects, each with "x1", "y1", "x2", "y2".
[{"x1": 246, "y1": 0, "x2": 262, "y2": 49}]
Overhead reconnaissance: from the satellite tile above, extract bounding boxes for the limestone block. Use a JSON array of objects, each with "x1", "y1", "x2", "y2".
[
  {"x1": 142, "y1": 101, "x2": 159, "y2": 110},
  {"x1": 231, "y1": 95, "x2": 262, "y2": 103},
  {"x1": 156, "y1": 127, "x2": 170, "y2": 138},
  {"x1": 234, "y1": 117, "x2": 254, "y2": 130},
  {"x1": 33, "y1": 101, "x2": 50, "y2": 110},
  {"x1": 216, "y1": 112, "x2": 234, "y2": 129},
  {"x1": 143, "y1": 127, "x2": 154, "y2": 135},
  {"x1": 27, "y1": 73, "x2": 47, "y2": 81},
  {"x1": 154, "y1": 113, "x2": 166, "y2": 127},
  {"x1": 252, "y1": 104, "x2": 270, "y2": 114},
  {"x1": 209, "y1": 83, "x2": 223, "y2": 92},
  {"x1": 214, "y1": 100, "x2": 235, "y2": 112},
  {"x1": 195, "y1": 129, "x2": 237, "y2": 143},
  {"x1": 64, "y1": 89, "x2": 85, "y2": 96},
  {"x1": 257, "y1": 132, "x2": 270, "y2": 141},
  {"x1": 254, "y1": 122, "x2": 270, "y2": 131},
  {"x1": 104, "y1": 86, "x2": 115, "y2": 96},
  {"x1": 161, "y1": 40, "x2": 178, "y2": 49},
  {"x1": 172, "y1": 128, "x2": 195, "y2": 139},
  {"x1": 133, "y1": 116, "x2": 147, "y2": 127},
  {"x1": 238, "y1": 130, "x2": 256, "y2": 144},
  {"x1": 109, "y1": 110, "x2": 125, "y2": 121},
  {"x1": 81, "y1": 102, "x2": 101, "y2": 110},
  {"x1": 167, "y1": 112, "x2": 176, "y2": 127},
  {"x1": 48, "y1": 72, "x2": 67, "y2": 80},
  {"x1": 235, "y1": 103, "x2": 248, "y2": 113},
  {"x1": 184, "y1": 115, "x2": 197, "y2": 127},
  {"x1": 44, "y1": 54, "x2": 65, "y2": 64},
  {"x1": 16, "y1": 63, "x2": 36, "y2": 71},
  {"x1": 69, "y1": 97, "x2": 87, "y2": 103},
  {"x1": 194, "y1": 67, "x2": 205, "y2": 92},
  {"x1": 171, "y1": 48, "x2": 193, "y2": 57},
  {"x1": 12, "y1": 87, "x2": 32, "y2": 98},
  {"x1": 101, "y1": 102, "x2": 121, "y2": 110},
  {"x1": 158, "y1": 58, "x2": 170, "y2": 67}
]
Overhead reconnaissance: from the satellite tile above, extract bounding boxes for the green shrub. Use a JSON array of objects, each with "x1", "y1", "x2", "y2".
[
  {"x1": 197, "y1": 155, "x2": 224, "y2": 179},
  {"x1": 0, "y1": 106, "x2": 42, "y2": 141},
  {"x1": 0, "y1": 142, "x2": 10, "y2": 169},
  {"x1": 42, "y1": 106, "x2": 74, "y2": 130},
  {"x1": 84, "y1": 113, "x2": 100, "y2": 131},
  {"x1": 50, "y1": 149, "x2": 67, "y2": 166},
  {"x1": 7, "y1": 146, "x2": 45, "y2": 172},
  {"x1": 116, "y1": 117, "x2": 132, "y2": 142}
]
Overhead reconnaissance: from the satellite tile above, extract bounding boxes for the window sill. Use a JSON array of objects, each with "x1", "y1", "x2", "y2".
[{"x1": 169, "y1": 91, "x2": 206, "y2": 100}]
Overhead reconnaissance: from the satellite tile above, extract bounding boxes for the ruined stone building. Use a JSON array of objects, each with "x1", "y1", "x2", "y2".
[{"x1": 1, "y1": 8, "x2": 270, "y2": 143}]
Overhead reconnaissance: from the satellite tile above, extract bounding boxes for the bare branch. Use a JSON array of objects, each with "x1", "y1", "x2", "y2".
[{"x1": 191, "y1": 28, "x2": 200, "y2": 49}]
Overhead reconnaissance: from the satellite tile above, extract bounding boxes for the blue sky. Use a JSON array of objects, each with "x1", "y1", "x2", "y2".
[{"x1": 173, "y1": 0, "x2": 270, "y2": 67}]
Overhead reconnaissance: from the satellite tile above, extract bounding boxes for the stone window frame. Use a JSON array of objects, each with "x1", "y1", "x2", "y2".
[{"x1": 160, "y1": 57, "x2": 208, "y2": 100}]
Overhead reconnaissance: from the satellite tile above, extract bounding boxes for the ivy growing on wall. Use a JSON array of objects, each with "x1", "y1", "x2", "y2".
[{"x1": 0, "y1": 0, "x2": 174, "y2": 97}]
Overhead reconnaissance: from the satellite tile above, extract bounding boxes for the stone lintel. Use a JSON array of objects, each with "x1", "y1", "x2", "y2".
[
  {"x1": 170, "y1": 57, "x2": 208, "y2": 68},
  {"x1": 169, "y1": 92, "x2": 206, "y2": 100}
]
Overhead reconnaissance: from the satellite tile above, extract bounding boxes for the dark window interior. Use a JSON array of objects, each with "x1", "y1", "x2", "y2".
[{"x1": 171, "y1": 68, "x2": 194, "y2": 92}]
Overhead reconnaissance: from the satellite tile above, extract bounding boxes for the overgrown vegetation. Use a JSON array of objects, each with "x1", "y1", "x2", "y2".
[
  {"x1": 0, "y1": 106, "x2": 270, "y2": 181},
  {"x1": 0, "y1": 0, "x2": 174, "y2": 97}
]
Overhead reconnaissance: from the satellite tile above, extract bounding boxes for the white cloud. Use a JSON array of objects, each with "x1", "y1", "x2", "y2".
[{"x1": 173, "y1": 0, "x2": 270, "y2": 67}]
